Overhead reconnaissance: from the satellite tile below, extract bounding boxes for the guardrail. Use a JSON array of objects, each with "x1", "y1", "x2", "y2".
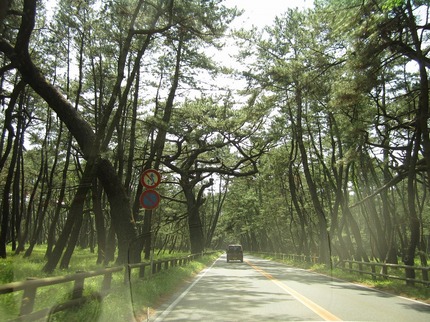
[
  {"x1": 252, "y1": 252, "x2": 430, "y2": 286},
  {"x1": 336, "y1": 260, "x2": 430, "y2": 286},
  {"x1": 0, "y1": 253, "x2": 206, "y2": 321},
  {"x1": 253, "y1": 252, "x2": 320, "y2": 264}
]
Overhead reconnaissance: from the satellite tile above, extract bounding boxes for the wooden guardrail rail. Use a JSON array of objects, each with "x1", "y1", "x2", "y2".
[
  {"x1": 253, "y1": 252, "x2": 430, "y2": 286},
  {"x1": 336, "y1": 259, "x2": 430, "y2": 286},
  {"x1": 0, "y1": 253, "x2": 206, "y2": 321}
]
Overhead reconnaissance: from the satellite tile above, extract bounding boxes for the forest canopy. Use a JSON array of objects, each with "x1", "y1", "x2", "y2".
[{"x1": 1, "y1": 0, "x2": 429, "y2": 280}]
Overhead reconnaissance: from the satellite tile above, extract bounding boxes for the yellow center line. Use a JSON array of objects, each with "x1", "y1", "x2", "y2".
[{"x1": 245, "y1": 260, "x2": 342, "y2": 321}]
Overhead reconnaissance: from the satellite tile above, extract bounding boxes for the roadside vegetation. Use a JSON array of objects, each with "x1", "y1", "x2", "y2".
[
  {"x1": 1, "y1": 247, "x2": 429, "y2": 321},
  {"x1": 254, "y1": 253, "x2": 430, "y2": 304},
  {"x1": 0, "y1": 246, "x2": 220, "y2": 321},
  {"x1": 1, "y1": 1, "x2": 430, "y2": 317}
]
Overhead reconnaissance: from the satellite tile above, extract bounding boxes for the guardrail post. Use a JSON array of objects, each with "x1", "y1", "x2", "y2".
[
  {"x1": 20, "y1": 279, "x2": 37, "y2": 316},
  {"x1": 370, "y1": 264, "x2": 376, "y2": 281},
  {"x1": 72, "y1": 274, "x2": 85, "y2": 300},
  {"x1": 124, "y1": 265, "x2": 131, "y2": 284},
  {"x1": 139, "y1": 264, "x2": 145, "y2": 278},
  {"x1": 405, "y1": 266, "x2": 415, "y2": 286},
  {"x1": 422, "y1": 267, "x2": 429, "y2": 283},
  {"x1": 102, "y1": 271, "x2": 113, "y2": 294},
  {"x1": 382, "y1": 265, "x2": 388, "y2": 279}
]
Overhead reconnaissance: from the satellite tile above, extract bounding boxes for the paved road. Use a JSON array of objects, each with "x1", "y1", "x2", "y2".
[{"x1": 151, "y1": 254, "x2": 430, "y2": 321}]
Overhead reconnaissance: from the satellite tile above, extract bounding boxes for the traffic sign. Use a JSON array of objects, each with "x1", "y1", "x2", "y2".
[
  {"x1": 140, "y1": 169, "x2": 161, "y2": 189},
  {"x1": 139, "y1": 190, "x2": 160, "y2": 210}
]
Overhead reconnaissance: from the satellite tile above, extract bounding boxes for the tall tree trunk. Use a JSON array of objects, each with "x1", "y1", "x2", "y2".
[
  {"x1": 404, "y1": 135, "x2": 420, "y2": 284},
  {"x1": 11, "y1": 125, "x2": 23, "y2": 251},
  {"x1": 205, "y1": 177, "x2": 229, "y2": 248},
  {"x1": 124, "y1": 66, "x2": 139, "y2": 195},
  {"x1": 45, "y1": 134, "x2": 72, "y2": 258},
  {"x1": 184, "y1": 184, "x2": 202, "y2": 254},
  {"x1": 43, "y1": 162, "x2": 94, "y2": 273},
  {"x1": 104, "y1": 225, "x2": 116, "y2": 265},
  {"x1": 24, "y1": 113, "x2": 53, "y2": 258},
  {"x1": 135, "y1": 32, "x2": 183, "y2": 259},
  {"x1": 0, "y1": 81, "x2": 25, "y2": 172},
  {"x1": 401, "y1": 1, "x2": 428, "y2": 280},
  {"x1": 1, "y1": 0, "x2": 142, "y2": 265},
  {"x1": 96, "y1": 158, "x2": 139, "y2": 264},
  {"x1": 1, "y1": 81, "x2": 26, "y2": 256},
  {"x1": 16, "y1": 154, "x2": 42, "y2": 254},
  {"x1": 287, "y1": 146, "x2": 310, "y2": 257},
  {"x1": 294, "y1": 86, "x2": 331, "y2": 266},
  {"x1": 60, "y1": 208, "x2": 85, "y2": 270},
  {"x1": 341, "y1": 203, "x2": 369, "y2": 262},
  {"x1": 0, "y1": 99, "x2": 23, "y2": 258},
  {"x1": 181, "y1": 179, "x2": 213, "y2": 254},
  {"x1": 92, "y1": 178, "x2": 107, "y2": 264}
]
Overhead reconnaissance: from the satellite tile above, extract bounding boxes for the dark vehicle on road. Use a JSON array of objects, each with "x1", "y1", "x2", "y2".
[{"x1": 226, "y1": 244, "x2": 243, "y2": 262}]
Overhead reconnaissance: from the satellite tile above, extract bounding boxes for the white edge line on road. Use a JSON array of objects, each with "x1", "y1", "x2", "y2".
[
  {"x1": 303, "y1": 266, "x2": 430, "y2": 307},
  {"x1": 152, "y1": 256, "x2": 220, "y2": 322}
]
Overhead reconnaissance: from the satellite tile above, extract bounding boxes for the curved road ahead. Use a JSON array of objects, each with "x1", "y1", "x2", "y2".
[{"x1": 151, "y1": 254, "x2": 430, "y2": 321}]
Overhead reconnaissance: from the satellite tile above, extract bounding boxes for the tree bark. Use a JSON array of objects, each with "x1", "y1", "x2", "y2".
[
  {"x1": 59, "y1": 208, "x2": 85, "y2": 270},
  {"x1": 205, "y1": 177, "x2": 229, "y2": 248},
  {"x1": 0, "y1": 98, "x2": 23, "y2": 258},
  {"x1": 0, "y1": 0, "x2": 139, "y2": 264},
  {"x1": 92, "y1": 178, "x2": 107, "y2": 265},
  {"x1": 45, "y1": 134, "x2": 72, "y2": 259},
  {"x1": 42, "y1": 162, "x2": 94, "y2": 273},
  {"x1": 294, "y1": 86, "x2": 331, "y2": 266},
  {"x1": 96, "y1": 158, "x2": 139, "y2": 264}
]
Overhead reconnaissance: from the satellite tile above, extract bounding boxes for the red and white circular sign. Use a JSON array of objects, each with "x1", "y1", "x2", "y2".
[{"x1": 140, "y1": 169, "x2": 161, "y2": 189}]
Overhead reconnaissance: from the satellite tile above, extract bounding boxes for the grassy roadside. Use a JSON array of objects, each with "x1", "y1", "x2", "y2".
[
  {"x1": 47, "y1": 252, "x2": 221, "y2": 321},
  {"x1": 0, "y1": 247, "x2": 221, "y2": 321},
  {"x1": 252, "y1": 253, "x2": 430, "y2": 304},
  {"x1": 4, "y1": 248, "x2": 427, "y2": 321}
]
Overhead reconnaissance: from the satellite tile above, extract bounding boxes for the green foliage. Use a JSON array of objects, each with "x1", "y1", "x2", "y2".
[
  {"x1": 0, "y1": 246, "x2": 104, "y2": 281},
  {"x1": 46, "y1": 253, "x2": 219, "y2": 321},
  {"x1": 0, "y1": 259, "x2": 14, "y2": 284},
  {"x1": 0, "y1": 245, "x2": 220, "y2": 321},
  {"x1": 382, "y1": 0, "x2": 404, "y2": 10},
  {"x1": 253, "y1": 253, "x2": 430, "y2": 302},
  {"x1": 2, "y1": 0, "x2": 430, "y2": 299}
]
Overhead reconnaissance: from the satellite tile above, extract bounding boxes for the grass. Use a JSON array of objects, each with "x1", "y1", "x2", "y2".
[
  {"x1": 0, "y1": 245, "x2": 220, "y2": 321},
  {"x1": 0, "y1": 246, "x2": 106, "y2": 282},
  {"x1": 3, "y1": 247, "x2": 428, "y2": 321},
  {"x1": 0, "y1": 245, "x2": 118, "y2": 320},
  {"x1": 49, "y1": 254, "x2": 219, "y2": 322},
  {"x1": 253, "y1": 253, "x2": 430, "y2": 303}
]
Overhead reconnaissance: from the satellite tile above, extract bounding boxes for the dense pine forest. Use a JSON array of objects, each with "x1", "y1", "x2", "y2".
[{"x1": 1, "y1": 0, "x2": 429, "y2": 283}]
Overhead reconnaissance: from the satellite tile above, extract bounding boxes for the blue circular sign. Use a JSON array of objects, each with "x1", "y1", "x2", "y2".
[{"x1": 139, "y1": 190, "x2": 160, "y2": 210}]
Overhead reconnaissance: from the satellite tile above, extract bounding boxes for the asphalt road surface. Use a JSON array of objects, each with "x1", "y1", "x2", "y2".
[{"x1": 151, "y1": 254, "x2": 430, "y2": 321}]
